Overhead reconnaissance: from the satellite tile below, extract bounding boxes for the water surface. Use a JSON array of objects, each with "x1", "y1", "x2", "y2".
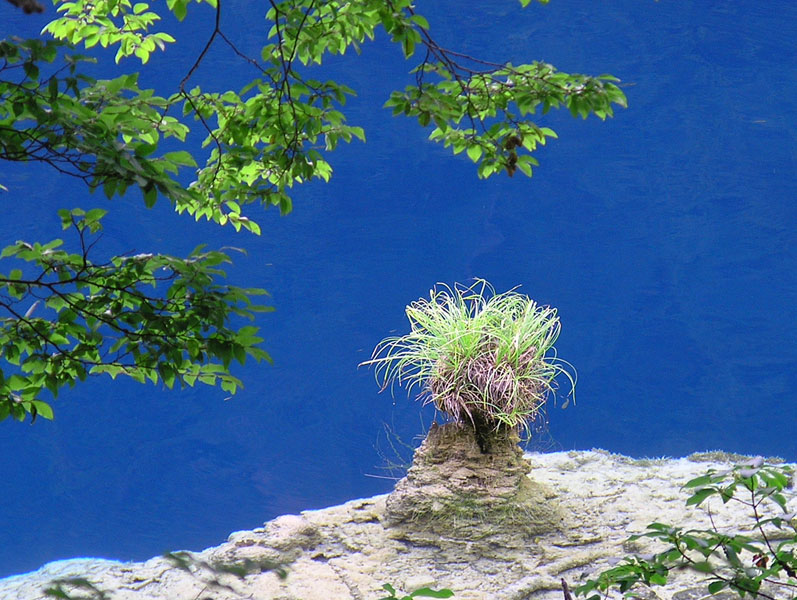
[{"x1": 1, "y1": 0, "x2": 795, "y2": 577}]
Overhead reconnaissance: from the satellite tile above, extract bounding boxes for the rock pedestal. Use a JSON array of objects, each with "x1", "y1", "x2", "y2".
[{"x1": 384, "y1": 422, "x2": 562, "y2": 551}]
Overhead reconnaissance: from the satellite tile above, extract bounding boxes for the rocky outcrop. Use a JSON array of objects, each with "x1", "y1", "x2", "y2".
[
  {"x1": 2, "y1": 450, "x2": 793, "y2": 600},
  {"x1": 385, "y1": 423, "x2": 562, "y2": 552}
]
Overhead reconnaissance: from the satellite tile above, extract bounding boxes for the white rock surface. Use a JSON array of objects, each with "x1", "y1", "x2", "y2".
[{"x1": 2, "y1": 450, "x2": 793, "y2": 600}]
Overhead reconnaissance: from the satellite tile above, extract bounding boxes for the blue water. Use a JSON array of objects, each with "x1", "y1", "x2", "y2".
[{"x1": 1, "y1": 0, "x2": 795, "y2": 578}]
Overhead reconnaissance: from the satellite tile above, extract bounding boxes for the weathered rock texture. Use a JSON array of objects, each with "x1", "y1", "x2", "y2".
[
  {"x1": 2, "y1": 450, "x2": 794, "y2": 600},
  {"x1": 385, "y1": 423, "x2": 562, "y2": 551}
]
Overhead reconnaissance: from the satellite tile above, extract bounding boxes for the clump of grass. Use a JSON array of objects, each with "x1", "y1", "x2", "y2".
[{"x1": 361, "y1": 279, "x2": 575, "y2": 439}]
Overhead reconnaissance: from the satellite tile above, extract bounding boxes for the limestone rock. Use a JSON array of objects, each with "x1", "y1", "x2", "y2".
[
  {"x1": 2, "y1": 450, "x2": 795, "y2": 600},
  {"x1": 385, "y1": 423, "x2": 562, "y2": 552},
  {"x1": 218, "y1": 514, "x2": 321, "y2": 565}
]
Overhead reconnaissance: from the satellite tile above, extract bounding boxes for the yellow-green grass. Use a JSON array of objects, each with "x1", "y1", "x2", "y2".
[{"x1": 362, "y1": 279, "x2": 575, "y2": 439}]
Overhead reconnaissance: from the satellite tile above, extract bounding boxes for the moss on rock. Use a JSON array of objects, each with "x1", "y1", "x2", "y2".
[{"x1": 384, "y1": 423, "x2": 562, "y2": 551}]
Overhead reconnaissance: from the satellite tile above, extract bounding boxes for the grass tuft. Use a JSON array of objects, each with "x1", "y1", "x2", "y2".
[{"x1": 361, "y1": 279, "x2": 575, "y2": 439}]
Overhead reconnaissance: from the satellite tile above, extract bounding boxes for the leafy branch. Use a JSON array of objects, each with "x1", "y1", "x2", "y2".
[
  {"x1": 386, "y1": 0, "x2": 626, "y2": 177},
  {"x1": 576, "y1": 459, "x2": 797, "y2": 600},
  {"x1": 19, "y1": 0, "x2": 627, "y2": 224},
  {"x1": 0, "y1": 208, "x2": 272, "y2": 422},
  {"x1": 1, "y1": 0, "x2": 628, "y2": 420}
]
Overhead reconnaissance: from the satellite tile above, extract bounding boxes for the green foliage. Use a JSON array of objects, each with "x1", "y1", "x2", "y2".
[
  {"x1": 379, "y1": 583, "x2": 455, "y2": 600},
  {"x1": 389, "y1": 63, "x2": 624, "y2": 179},
  {"x1": 361, "y1": 279, "x2": 575, "y2": 438},
  {"x1": 5, "y1": 0, "x2": 627, "y2": 225},
  {"x1": 0, "y1": 35, "x2": 261, "y2": 231},
  {"x1": 576, "y1": 459, "x2": 797, "y2": 600},
  {"x1": 0, "y1": 209, "x2": 272, "y2": 423},
  {"x1": 1, "y1": 1, "x2": 623, "y2": 419},
  {"x1": 41, "y1": 0, "x2": 190, "y2": 64}
]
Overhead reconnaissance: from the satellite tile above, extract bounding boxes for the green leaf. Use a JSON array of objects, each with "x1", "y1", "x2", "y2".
[
  {"x1": 169, "y1": 0, "x2": 189, "y2": 21},
  {"x1": 85, "y1": 208, "x2": 107, "y2": 223},
  {"x1": 684, "y1": 474, "x2": 715, "y2": 488},
  {"x1": 157, "y1": 363, "x2": 176, "y2": 389},
  {"x1": 23, "y1": 61, "x2": 39, "y2": 80},
  {"x1": 29, "y1": 400, "x2": 54, "y2": 420},
  {"x1": 410, "y1": 588, "x2": 454, "y2": 599},
  {"x1": 162, "y1": 151, "x2": 198, "y2": 167},
  {"x1": 47, "y1": 77, "x2": 59, "y2": 101},
  {"x1": 685, "y1": 488, "x2": 716, "y2": 506},
  {"x1": 690, "y1": 561, "x2": 714, "y2": 573},
  {"x1": 232, "y1": 343, "x2": 247, "y2": 365},
  {"x1": 466, "y1": 144, "x2": 483, "y2": 163},
  {"x1": 707, "y1": 581, "x2": 727, "y2": 594}
]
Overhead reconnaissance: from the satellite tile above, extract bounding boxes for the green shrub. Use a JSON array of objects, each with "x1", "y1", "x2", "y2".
[{"x1": 576, "y1": 458, "x2": 797, "y2": 600}]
